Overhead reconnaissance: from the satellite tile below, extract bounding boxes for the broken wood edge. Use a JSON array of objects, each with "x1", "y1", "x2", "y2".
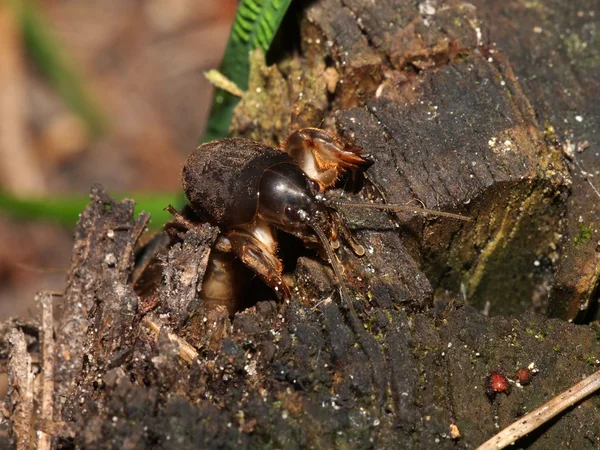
[
  {"x1": 142, "y1": 316, "x2": 199, "y2": 364},
  {"x1": 38, "y1": 292, "x2": 55, "y2": 450},
  {"x1": 6, "y1": 328, "x2": 34, "y2": 450},
  {"x1": 117, "y1": 210, "x2": 151, "y2": 276},
  {"x1": 477, "y1": 369, "x2": 600, "y2": 450}
]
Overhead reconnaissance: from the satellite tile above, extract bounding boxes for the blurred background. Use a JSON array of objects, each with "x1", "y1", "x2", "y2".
[{"x1": 0, "y1": 0, "x2": 237, "y2": 320}]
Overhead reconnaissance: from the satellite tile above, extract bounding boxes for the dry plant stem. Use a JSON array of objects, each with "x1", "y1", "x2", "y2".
[
  {"x1": 204, "y1": 69, "x2": 244, "y2": 97},
  {"x1": 477, "y1": 369, "x2": 600, "y2": 450},
  {"x1": 7, "y1": 328, "x2": 34, "y2": 450},
  {"x1": 38, "y1": 293, "x2": 55, "y2": 450},
  {"x1": 143, "y1": 316, "x2": 199, "y2": 364},
  {"x1": 0, "y1": 3, "x2": 45, "y2": 194}
]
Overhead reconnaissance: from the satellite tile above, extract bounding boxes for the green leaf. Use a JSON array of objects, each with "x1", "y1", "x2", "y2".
[
  {"x1": 202, "y1": 0, "x2": 293, "y2": 142},
  {"x1": 0, "y1": 191, "x2": 181, "y2": 230}
]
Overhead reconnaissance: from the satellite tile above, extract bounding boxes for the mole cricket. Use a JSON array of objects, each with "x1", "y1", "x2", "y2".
[{"x1": 162, "y1": 127, "x2": 470, "y2": 316}]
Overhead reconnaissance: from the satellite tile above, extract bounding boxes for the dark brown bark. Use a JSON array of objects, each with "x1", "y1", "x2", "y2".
[{"x1": 469, "y1": 0, "x2": 600, "y2": 321}]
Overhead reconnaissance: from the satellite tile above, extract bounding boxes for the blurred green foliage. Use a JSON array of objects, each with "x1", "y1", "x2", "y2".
[
  {"x1": 0, "y1": 191, "x2": 178, "y2": 229},
  {"x1": 16, "y1": 0, "x2": 107, "y2": 136},
  {"x1": 0, "y1": 0, "x2": 292, "y2": 228}
]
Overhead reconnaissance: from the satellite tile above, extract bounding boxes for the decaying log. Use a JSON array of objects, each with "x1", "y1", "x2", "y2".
[
  {"x1": 55, "y1": 185, "x2": 150, "y2": 422},
  {"x1": 2, "y1": 0, "x2": 600, "y2": 448},
  {"x1": 468, "y1": 0, "x2": 600, "y2": 321}
]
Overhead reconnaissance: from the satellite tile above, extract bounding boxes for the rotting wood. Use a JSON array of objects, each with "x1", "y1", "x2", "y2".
[
  {"x1": 38, "y1": 292, "x2": 55, "y2": 450},
  {"x1": 143, "y1": 316, "x2": 199, "y2": 364},
  {"x1": 1, "y1": 0, "x2": 600, "y2": 448},
  {"x1": 468, "y1": 0, "x2": 600, "y2": 321},
  {"x1": 54, "y1": 184, "x2": 150, "y2": 419},
  {"x1": 6, "y1": 328, "x2": 34, "y2": 450}
]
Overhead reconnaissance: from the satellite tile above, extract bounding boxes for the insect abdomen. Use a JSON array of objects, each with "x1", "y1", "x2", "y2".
[{"x1": 183, "y1": 138, "x2": 292, "y2": 227}]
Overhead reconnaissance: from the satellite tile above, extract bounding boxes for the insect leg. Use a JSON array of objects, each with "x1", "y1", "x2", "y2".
[
  {"x1": 164, "y1": 204, "x2": 199, "y2": 241},
  {"x1": 283, "y1": 128, "x2": 372, "y2": 190},
  {"x1": 331, "y1": 211, "x2": 365, "y2": 256},
  {"x1": 226, "y1": 220, "x2": 291, "y2": 300}
]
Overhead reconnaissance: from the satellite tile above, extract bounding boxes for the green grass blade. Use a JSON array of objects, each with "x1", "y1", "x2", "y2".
[
  {"x1": 202, "y1": 0, "x2": 293, "y2": 142},
  {"x1": 0, "y1": 191, "x2": 180, "y2": 229}
]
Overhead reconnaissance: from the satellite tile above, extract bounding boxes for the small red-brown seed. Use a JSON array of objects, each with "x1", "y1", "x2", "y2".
[
  {"x1": 486, "y1": 371, "x2": 511, "y2": 397},
  {"x1": 516, "y1": 368, "x2": 532, "y2": 385}
]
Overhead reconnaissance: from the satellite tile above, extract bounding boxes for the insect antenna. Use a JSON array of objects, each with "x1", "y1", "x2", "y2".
[
  {"x1": 308, "y1": 220, "x2": 359, "y2": 317},
  {"x1": 309, "y1": 218, "x2": 387, "y2": 408},
  {"x1": 326, "y1": 199, "x2": 471, "y2": 221}
]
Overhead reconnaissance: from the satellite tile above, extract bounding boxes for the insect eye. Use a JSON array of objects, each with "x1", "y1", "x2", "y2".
[
  {"x1": 307, "y1": 179, "x2": 320, "y2": 194},
  {"x1": 284, "y1": 205, "x2": 297, "y2": 220},
  {"x1": 285, "y1": 206, "x2": 309, "y2": 223}
]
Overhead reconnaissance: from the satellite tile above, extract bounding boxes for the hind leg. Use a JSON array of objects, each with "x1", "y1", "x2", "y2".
[{"x1": 220, "y1": 219, "x2": 291, "y2": 300}]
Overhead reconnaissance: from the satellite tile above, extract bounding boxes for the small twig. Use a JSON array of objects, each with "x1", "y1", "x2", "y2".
[
  {"x1": 477, "y1": 369, "x2": 600, "y2": 450},
  {"x1": 7, "y1": 328, "x2": 35, "y2": 450},
  {"x1": 143, "y1": 317, "x2": 199, "y2": 364},
  {"x1": 38, "y1": 292, "x2": 55, "y2": 450},
  {"x1": 204, "y1": 69, "x2": 244, "y2": 98}
]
